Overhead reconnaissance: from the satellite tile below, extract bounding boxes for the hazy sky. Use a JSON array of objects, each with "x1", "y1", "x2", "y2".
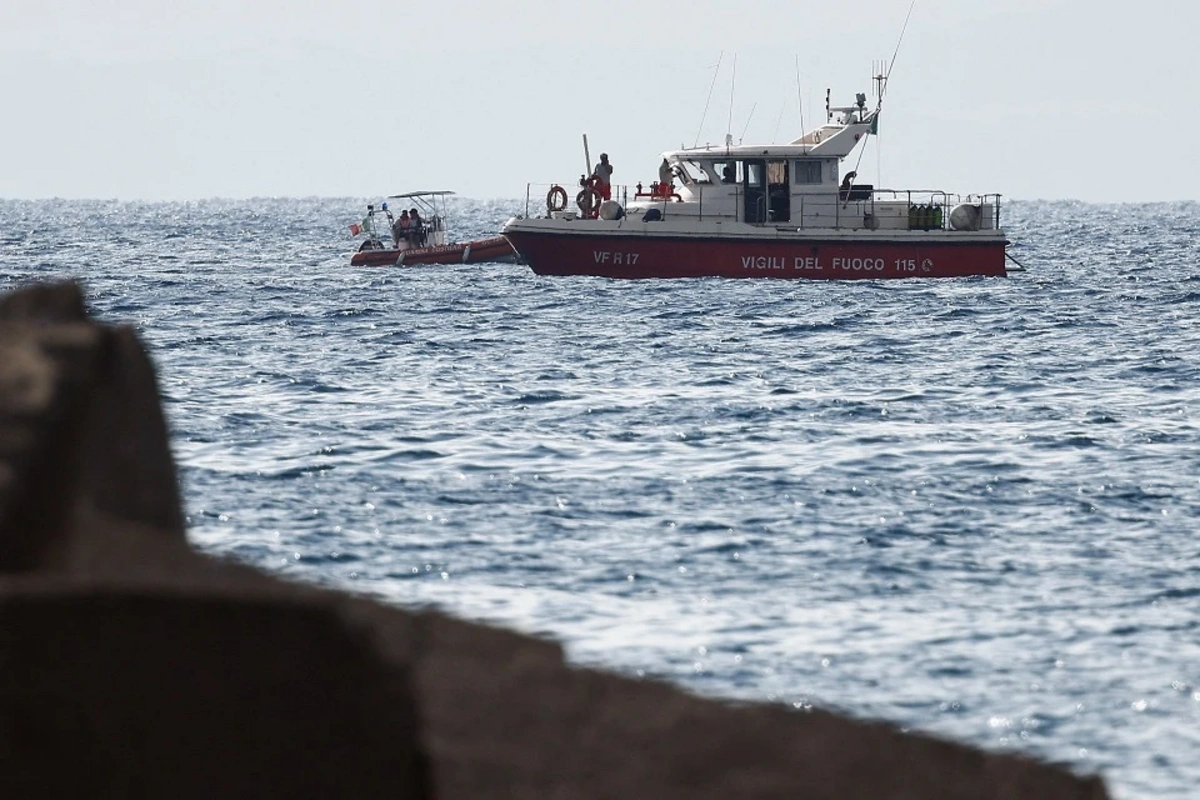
[{"x1": 1, "y1": 0, "x2": 1193, "y2": 202}]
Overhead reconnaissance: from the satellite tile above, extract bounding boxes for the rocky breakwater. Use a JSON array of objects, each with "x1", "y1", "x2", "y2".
[{"x1": 0, "y1": 280, "x2": 1110, "y2": 799}]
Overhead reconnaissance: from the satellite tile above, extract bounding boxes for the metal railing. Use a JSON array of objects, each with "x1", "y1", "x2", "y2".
[
  {"x1": 524, "y1": 182, "x2": 632, "y2": 219},
  {"x1": 521, "y1": 181, "x2": 1003, "y2": 231},
  {"x1": 791, "y1": 190, "x2": 1003, "y2": 232}
]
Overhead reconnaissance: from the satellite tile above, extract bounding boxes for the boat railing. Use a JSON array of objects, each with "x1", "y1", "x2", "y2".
[
  {"x1": 790, "y1": 190, "x2": 1003, "y2": 231},
  {"x1": 521, "y1": 181, "x2": 1003, "y2": 230},
  {"x1": 524, "y1": 182, "x2": 633, "y2": 219}
]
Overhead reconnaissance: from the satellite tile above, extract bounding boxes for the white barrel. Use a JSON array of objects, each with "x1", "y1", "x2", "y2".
[
  {"x1": 598, "y1": 200, "x2": 624, "y2": 221},
  {"x1": 949, "y1": 204, "x2": 982, "y2": 231}
]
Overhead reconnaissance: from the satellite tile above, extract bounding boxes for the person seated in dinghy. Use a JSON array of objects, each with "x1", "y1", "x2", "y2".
[
  {"x1": 392, "y1": 210, "x2": 411, "y2": 248},
  {"x1": 408, "y1": 208, "x2": 426, "y2": 246}
]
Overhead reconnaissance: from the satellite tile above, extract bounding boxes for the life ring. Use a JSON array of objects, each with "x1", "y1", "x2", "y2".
[
  {"x1": 576, "y1": 187, "x2": 601, "y2": 216},
  {"x1": 546, "y1": 185, "x2": 568, "y2": 213}
]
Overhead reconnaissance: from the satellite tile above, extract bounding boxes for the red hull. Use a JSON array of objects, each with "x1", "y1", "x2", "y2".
[
  {"x1": 504, "y1": 231, "x2": 1008, "y2": 280},
  {"x1": 350, "y1": 236, "x2": 517, "y2": 267}
]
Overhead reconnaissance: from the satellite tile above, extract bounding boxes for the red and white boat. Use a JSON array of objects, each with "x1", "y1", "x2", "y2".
[
  {"x1": 502, "y1": 89, "x2": 1010, "y2": 280},
  {"x1": 349, "y1": 190, "x2": 517, "y2": 267}
]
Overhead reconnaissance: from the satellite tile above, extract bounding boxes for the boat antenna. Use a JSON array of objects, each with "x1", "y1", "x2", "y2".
[
  {"x1": 795, "y1": 56, "x2": 806, "y2": 138},
  {"x1": 873, "y1": 60, "x2": 887, "y2": 186},
  {"x1": 772, "y1": 96, "x2": 787, "y2": 144},
  {"x1": 739, "y1": 102, "x2": 756, "y2": 144},
  {"x1": 843, "y1": 1, "x2": 918, "y2": 207},
  {"x1": 866, "y1": 0, "x2": 916, "y2": 187},
  {"x1": 842, "y1": 73, "x2": 880, "y2": 208},
  {"x1": 694, "y1": 51, "x2": 724, "y2": 147},
  {"x1": 879, "y1": 0, "x2": 917, "y2": 111},
  {"x1": 873, "y1": 60, "x2": 888, "y2": 105},
  {"x1": 726, "y1": 52, "x2": 737, "y2": 148},
  {"x1": 877, "y1": 122, "x2": 883, "y2": 188}
]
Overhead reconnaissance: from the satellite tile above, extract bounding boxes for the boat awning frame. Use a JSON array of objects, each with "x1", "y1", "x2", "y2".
[{"x1": 387, "y1": 190, "x2": 457, "y2": 199}]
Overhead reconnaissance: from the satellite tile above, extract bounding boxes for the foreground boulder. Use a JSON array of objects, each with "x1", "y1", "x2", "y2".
[
  {"x1": 0, "y1": 585, "x2": 428, "y2": 798},
  {"x1": 0, "y1": 280, "x2": 1110, "y2": 798}
]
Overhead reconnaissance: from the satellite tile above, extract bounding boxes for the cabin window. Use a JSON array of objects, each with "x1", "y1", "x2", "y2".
[
  {"x1": 673, "y1": 161, "x2": 697, "y2": 185},
  {"x1": 713, "y1": 161, "x2": 739, "y2": 184},
  {"x1": 746, "y1": 162, "x2": 765, "y2": 188},
  {"x1": 793, "y1": 160, "x2": 822, "y2": 184}
]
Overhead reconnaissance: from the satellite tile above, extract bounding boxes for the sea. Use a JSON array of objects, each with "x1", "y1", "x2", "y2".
[{"x1": 2, "y1": 196, "x2": 1198, "y2": 799}]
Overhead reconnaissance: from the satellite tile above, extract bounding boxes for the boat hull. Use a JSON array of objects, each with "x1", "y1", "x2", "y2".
[
  {"x1": 350, "y1": 236, "x2": 518, "y2": 267},
  {"x1": 503, "y1": 226, "x2": 1008, "y2": 280}
]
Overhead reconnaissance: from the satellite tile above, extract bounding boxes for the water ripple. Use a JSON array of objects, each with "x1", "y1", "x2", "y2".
[{"x1": 3, "y1": 197, "x2": 1198, "y2": 799}]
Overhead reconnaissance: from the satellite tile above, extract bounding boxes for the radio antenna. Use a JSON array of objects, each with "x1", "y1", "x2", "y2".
[
  {"x1": 870, "y1": 0, "x2": 917, "y2": 186},
  {"x1": 795, "y1": 55, "x2": 806, "y2": 140},
  {"x1": 880, "y1": 0, "x2": 917, "y2": 108},
  {"x1": 694, "y1": 51, "x2": 724, "y2": 147},
  {"x1": 726, "y1": 53, "x2": 737, "y2": 148},
  {"x1": 739, "y1": 102, "x2": 756, "y2": 144}
]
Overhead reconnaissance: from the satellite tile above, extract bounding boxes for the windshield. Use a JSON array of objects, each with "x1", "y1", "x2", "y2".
[
  {"x1": 690, "y1": 160, "x2": 739, "y2": 184},
  {"x1": 670, "y1": 160, "x2": 697, "y2": 185}
]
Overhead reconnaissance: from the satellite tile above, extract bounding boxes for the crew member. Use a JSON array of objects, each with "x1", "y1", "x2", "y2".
[
  {"x1": 658, "y1": 158, "x2": 673, "y2": 197},
  {"x1": 393, "y1": 210, "x2": 411, "y2": 247},
  {"x1": 409, "y1": 208, "x2": 424, "y2": 245},
  {"x1": 592, "y1": 153, "x2": 613, "y2": 201}
]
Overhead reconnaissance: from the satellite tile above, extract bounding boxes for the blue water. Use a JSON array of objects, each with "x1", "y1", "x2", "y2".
[{"x1": 3, "y1": 197, "x2": 1199, "y2": 798}]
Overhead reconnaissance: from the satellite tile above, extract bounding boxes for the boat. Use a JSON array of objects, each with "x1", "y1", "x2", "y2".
[
  {"x1": 502, "y1": 86, "x2": 1010, "y2": 280},
  {"x1": 348, "y1": 190, "x2": 518, "y2": 267}
]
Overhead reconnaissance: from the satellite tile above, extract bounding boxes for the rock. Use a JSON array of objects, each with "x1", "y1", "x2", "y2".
[
  {"x1": 0, "y1": 281, "x2": 184, "y2": 573},
  {"x1": 0, "y1": 280, "x2": 1112, "y2": 799},
  {"x1": 0, "y1": 279, "x2": 87, "y2": 323},
  {"x1": 72, "y1": 324, "x2": 187, "y2": 537},
  {"x1": 406, "y1": 609, "x2": 1110, "y2": 799},
  {"x1": 0, "y1": 584, "x2": 429, "y2": 799}
]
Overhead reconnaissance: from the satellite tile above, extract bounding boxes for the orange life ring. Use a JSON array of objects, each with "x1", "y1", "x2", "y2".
[
  {"x1": 576, "y1": 187, "x2": 601, "y2": 216},
  {"x1": 546, "y1": 185, "x2": 568, "y2": 213}
]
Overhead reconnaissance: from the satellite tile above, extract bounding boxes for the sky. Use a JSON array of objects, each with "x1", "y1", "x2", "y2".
[{"x1": 0, "y1": 0, "x2": 1194, "y2": 203}]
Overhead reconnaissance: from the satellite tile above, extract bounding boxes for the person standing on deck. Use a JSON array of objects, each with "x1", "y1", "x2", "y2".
[
  {"x1": 658, "y1": 158, "x2": 673, "y2": 197},
  {"x1": 592, "y1": 153, "x2": 613, "y2": 201}
]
